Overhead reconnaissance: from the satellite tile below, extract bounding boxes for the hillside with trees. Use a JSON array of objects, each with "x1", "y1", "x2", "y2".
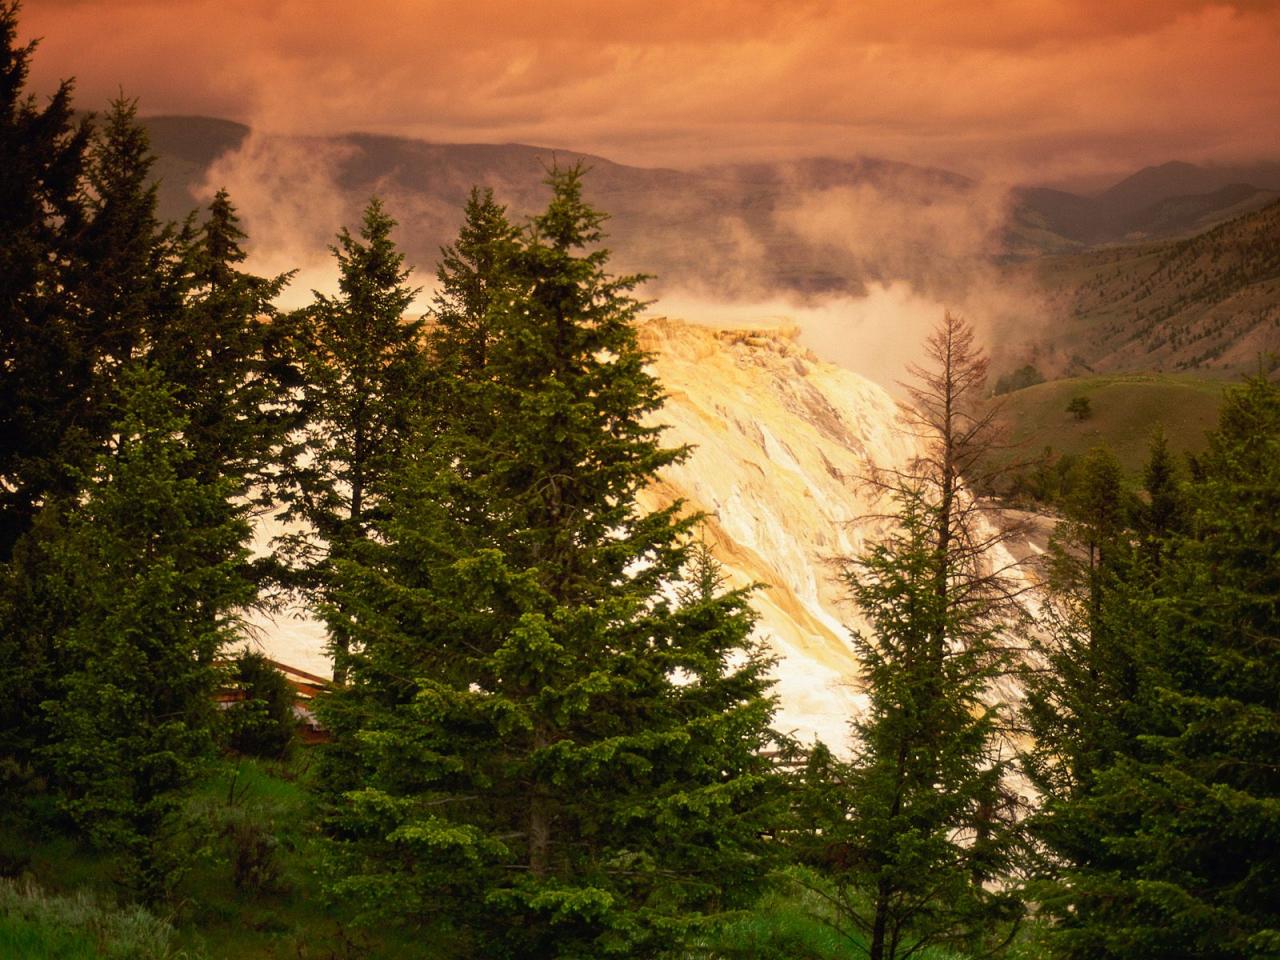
[{"x1": 1016, "y1": 200, "x2": 1280, "y2": 376}]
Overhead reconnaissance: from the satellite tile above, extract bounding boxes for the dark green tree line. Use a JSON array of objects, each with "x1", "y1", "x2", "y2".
[
  {"x1": 1025, "y1": 383, "x2": 1280, "y2": 959},
  {"x1": 0, "y1": 5, "x2": 289, "y2": 892},
  {"x1": 0, "y1": 0, "x2": 92, "y2": 561}
]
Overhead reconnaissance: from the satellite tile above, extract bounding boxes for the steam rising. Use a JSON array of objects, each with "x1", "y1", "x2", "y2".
[{"x1": 194, "y1": 131, "x2": 1047, "y2": 386}]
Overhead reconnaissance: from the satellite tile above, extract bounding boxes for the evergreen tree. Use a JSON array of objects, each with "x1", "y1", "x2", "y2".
[
  {"x1": 0, "y1": 0, "x2": 92, "y2": 560},
  {"x1": 157, "y1": 188, "x2": 295, "y2": 496},
  {"x1": 1137, "y1": 426, "x2": 1187, "y2": 572},
  {"x1": 39, "y1": 366, "x2": 253, "y2": 902},
  {"x1": 71, "y1": 97, "x2": 189, "y2": 396},
  {"x1": 800, "y1": 312, "x2": 1025, "y2": 960},
  {"x1": 422, "y1": 186, "x2": 522, "y2": 471},
  {"x1": 1020, "y1": 446, "x2": 1147, "y2": 895},
  {"x1": 800, "y1": 489, "x2": 1022, "y2": 960},
  {"x1": 224, "y1": 649, "x2": 297, "y2": 760},
  {"x1": 323, "y1": 169, "x2": 781, "y2": 958},
  {"x1": 1034, "y1": 377, "x2": 1280, "y2": 959},
  {"x1": 430, "y1": 186, "x2": 522, "y2": 378},
  {"x1": 279, "y1": 198, "x2": 425, "y2": 679}
]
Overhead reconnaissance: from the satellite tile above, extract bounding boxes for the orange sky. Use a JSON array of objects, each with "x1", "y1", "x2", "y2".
[{"x1": 20, "y1": 0, "x2": 1280, "y2": 179}]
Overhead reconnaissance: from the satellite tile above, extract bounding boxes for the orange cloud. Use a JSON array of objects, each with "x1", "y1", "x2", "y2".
[{"x1": 19, "y1": 0, "x2": 1280, "y2": 175}]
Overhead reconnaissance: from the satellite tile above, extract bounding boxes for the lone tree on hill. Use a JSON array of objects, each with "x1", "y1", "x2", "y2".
[{"x1": 1066, "y1": 395, "x2": 1092, "y2": 421}]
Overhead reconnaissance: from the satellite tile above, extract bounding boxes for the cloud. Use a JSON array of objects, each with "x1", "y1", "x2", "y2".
[
  {"x1": 186, "y1": 117, "x2": 1049, "y2": 385},
  {"x1": 20, "y1": 0, "x2": 1280, "y2": 174}
]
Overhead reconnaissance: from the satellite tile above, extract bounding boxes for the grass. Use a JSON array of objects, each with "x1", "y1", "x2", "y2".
[
  {"x1": 992, "y1": 372, "x2": 1229, "y2": 474},
  {"x1": 693, "y1": 868, "x2": 1025, "y2": 960},
  {"x1": 174, "y1": 755, "x2": 425, "y2": 959},
  {"x1": 3, "y1": 758, "x2": 1046, "y2": 959},
  {"x1": 696, "y1": 871, "x2": 866, "y2": 959},
  {"x1": 0, "y1": 877, "x2": 189, "y2": 959},
  {"x1": 0, "y1": 752, "x2": 426, "y2": 960}
]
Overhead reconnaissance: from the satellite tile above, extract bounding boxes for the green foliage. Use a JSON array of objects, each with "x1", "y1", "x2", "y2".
[
  {"x1": 0, "y1": 878, "x2": 193, "y2": 960},
  {"x1": 0, "y1": 0, "x2": 93, "y2": 560},
  {"x1": 154, "y1": 188, "x2": 295, "y2": 501},
  {"x1": 322, "y1": 168, "x2": 782, "y2": 958},
  {"x1": 223, "y1": 651, "x2": 297, "y2": 760},
  {"x1": 799, "y1": 314, "x2": 1025, "y2": 960},
  {"x1": 37, "y1": 367, "x2": 253, "y2": 902},
  {"x1": 1021, "y1": 444, "x2": 1148, "y2": 872},
  {"x1": 430, "y1": 185, "x2": 522, "y2": 380},
  {"x1": 1065, "y1": 395, "x2": 1092, "y2": 421},
  {"x1": 278, "y1": 198, "x2": 425, "y2": 678},
  {"x1": 1029, "y1": 375, "x2": 1280, "y2": 959},
  {"x1": 801, "y1": 486, "x2": 1022, "y2": 960},
  {"x1": 1136, "y1": 427, "x2": 1188, "y2": 570}
]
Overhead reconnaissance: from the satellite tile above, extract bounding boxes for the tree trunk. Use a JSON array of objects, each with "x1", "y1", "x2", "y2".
[
  {"x1": 870, "y1": 880, "x2": 891, "y2": 960},
  {"x1": 529, "y1": 724, "x2": 551, "y2": 878}
]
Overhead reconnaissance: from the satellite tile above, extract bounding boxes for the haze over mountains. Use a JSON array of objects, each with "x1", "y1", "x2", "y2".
[
  {"x1": 143, "y1": 115, "x2": 1280, "y2": 379},
  {"x1": 1012, "y1": 160, "x2": 1280, "y2": 249},
  {"x1": 145, "y1": 116, "x2": 1277, "y2": 290}
]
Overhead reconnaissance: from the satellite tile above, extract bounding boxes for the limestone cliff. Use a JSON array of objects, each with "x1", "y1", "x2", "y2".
[{"x1": 636, "y1": 318, "x2": 921, "y2": 746}]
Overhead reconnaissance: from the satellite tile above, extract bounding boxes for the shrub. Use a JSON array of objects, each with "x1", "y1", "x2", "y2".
[{"x1": 223, "y1": 651, "x2": 295, "y2": 759}]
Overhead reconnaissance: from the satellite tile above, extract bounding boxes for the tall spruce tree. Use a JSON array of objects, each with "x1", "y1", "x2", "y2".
[
  {"x1": 279, "y1": 198, "x2": 424, "y2": 679},
  {"x1": 800, "y1": 312, "x2": 1025, "y2": 960},
  {"x1": 802, "y1": 484, "x2": 1023, "y2": 960},
  {"x1": 39, "y1": 366, "x2": 253, "y2": 902},
  {"x1": 72, "y1": 97, "x2": 189, "y2": 392},
  {"x1": 0, "y1": 0, "x2": 92, "y2": 561},
  {"x1": 157, "y1": 188, "x2": 294, "y2": 496},
  {"x1": 1137, "y1": 426, "x2": 1188, "y2": 572},
  {"x1": 423, "y1": 187, "x2": 522, "y2": 464},
  {"x1": 323, "y1": 168, "x2": 780, "y2": 958},
  {"x1": 430, "y1": 186, "x2": 522, "y2": 378}
]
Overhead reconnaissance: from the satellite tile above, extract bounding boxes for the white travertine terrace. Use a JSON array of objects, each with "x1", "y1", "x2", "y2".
[{"x1": 636, "y1": 317, "x2": 922, "y2": 748}]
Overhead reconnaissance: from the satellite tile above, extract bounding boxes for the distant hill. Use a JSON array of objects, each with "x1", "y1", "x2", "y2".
[
  {"x1": 1013, "y1": 200, "x2": 1280, "y2": 375},
  {"x1": 992, "y1": 373, "x2": 1228, "y2": 476},
  {"x1": 139, "y1": 116, "x2": 1280, "y2": 380},
  {"x1": 1012, "y1": 160, "x2": 1280, "y2": 248},
  {"x1": 140, "y1": 115, "x2": 988, "y2": 300}
]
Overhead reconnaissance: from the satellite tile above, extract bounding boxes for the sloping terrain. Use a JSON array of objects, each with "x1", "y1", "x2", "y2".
[
  {"x1": 993, "y1": 374, "x2": 1227, "y2": 473},
  {"x1": 1016, "y1": 200, "x2": 1280, "y2": 375}
]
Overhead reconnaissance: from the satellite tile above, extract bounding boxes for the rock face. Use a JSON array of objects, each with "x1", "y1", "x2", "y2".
[
  {"x1": 636, "y1": 318, "x2": 921, "y2": 747},
  {"x1": 251, "y1": 317, "x2": 923, "y2": 748}
]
